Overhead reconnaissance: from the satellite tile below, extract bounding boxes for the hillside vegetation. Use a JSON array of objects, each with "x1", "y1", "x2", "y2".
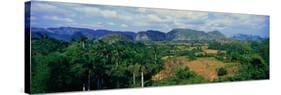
[{"x1": 30, "y1": 28, "x2": 269, "y2": 93}]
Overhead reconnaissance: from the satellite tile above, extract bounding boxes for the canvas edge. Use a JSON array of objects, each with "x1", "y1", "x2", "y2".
[
  {"x1": 23, "y1": 1, "x2": 271, "y2": 94},
  {"x1": 24, "y1": 1, "x2": 31, "y2": 94}
]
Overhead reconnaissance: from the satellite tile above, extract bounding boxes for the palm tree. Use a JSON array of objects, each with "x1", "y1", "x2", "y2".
[{"x1": 128, "y1": 63, "x2": 141, "y2": 86}]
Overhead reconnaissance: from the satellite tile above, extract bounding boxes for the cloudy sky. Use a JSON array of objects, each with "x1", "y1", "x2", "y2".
[{"x1": 29, "y1": 1, "x2": 269, "y2": 37}]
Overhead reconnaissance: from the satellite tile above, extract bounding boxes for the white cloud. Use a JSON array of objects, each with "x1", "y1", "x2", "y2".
[
  {"x1": 31, "y1": 2, "x2": 71, "y2": 16},
  {"x1": 72, "y1": 5, "x2": 209, "y2": 30},
  {"x1": 137, "y1": 8, "x2": 147, "y2": 13},
  {"x1": 146, "y1": 14, "x2": 163, "y2": 22},
  {"x1": 43, "y1": 16, "x2": 74, "y2": 23},
  {"x1": 138, "y1": 8, "x2": 208, "y2": 21},
  {"x1": 108, "y1": 22, "x2": 116, "y2": 26},
  {"x1": 32, "y1": 2, "x2": 58, "y2": 11},
  {"x1": 205, "y1": 13, "x2": 267, "y2": 31},
  {"x1": 101, "y1": 10, "x2": 118, "y2": 18},
  {"x1": 121, "y1": 24, "x2": 128, "y2": 28},
  {"x1": 74, "y1": 6, "x2": 133, "y2": 21},
  {"x1": 31, "y1": 2, "x2": 268, "y2": 36},
  {"x1": 129, "y1": 7, "x2": 209, "y2": 30},
  {"x1": 78, "y1": 7, "x2": 116, "y2": 17},
  {"x1": 68, "y1": 22, "x2": 105, "y2": 29}
]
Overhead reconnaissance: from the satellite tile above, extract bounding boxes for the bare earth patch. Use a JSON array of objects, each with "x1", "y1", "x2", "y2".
[
  {"x1": 184, "y1": 57, "x2": 223, "y2": 80},
  {"x1": 152, "y1": 56, "x2": 239, "y2": 81},
  {"x1": 152, "y1": 56, "x2": 182, "y2": 80},
  {"x1": 204, "y1": 49, "x2": 219, "y2": 54}
]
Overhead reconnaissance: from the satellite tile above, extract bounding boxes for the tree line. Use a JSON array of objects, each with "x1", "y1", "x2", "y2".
[
  {"x1": 31, "y1": 35, "x2": 269, "y2": 93},
  {"x1": 31, "y1": 36, "x2": 163, "y2": 93}
]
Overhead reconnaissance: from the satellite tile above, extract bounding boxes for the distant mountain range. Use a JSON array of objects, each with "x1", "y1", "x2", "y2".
[
  {"x1": 231, "y1": 34, "x2": 265, "y2": 41},
  {"x1": 31, "y1": 27, "x2": 266, "y2": 42},
  {"x1": 136, "y1": 30, "x2": 166, "y2": 41},
  {"x1": 31, "y1": 27, "x2": 136, "y2": 41},
  {"x1": 166, "y1": 28, "x2": 226, "y2": 41}
]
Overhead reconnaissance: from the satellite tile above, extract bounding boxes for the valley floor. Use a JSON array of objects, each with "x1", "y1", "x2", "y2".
[{"x1": 152, "y1": 56, "x2": 240, "y2": 81}]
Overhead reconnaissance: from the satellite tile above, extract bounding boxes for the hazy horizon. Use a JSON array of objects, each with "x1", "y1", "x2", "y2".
[{"x1": 29, "y1": 1, "x2": 269, "y2": 38}]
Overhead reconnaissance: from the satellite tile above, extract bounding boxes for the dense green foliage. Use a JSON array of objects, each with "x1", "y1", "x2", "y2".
[
  {"x1": 31, "y1": 36, "x2": 269, "y2": 93},
  {"x1": 217, "y1": 67, "x2": 227, "y2": 76},
  {"x1": 210, "y1": 39, "x2": 270, "y2": 81},
  {"x1": 31, "y1": 37, "x2": 163, "y2": 93},
  {"x1": 151, "y1": 67, "x2": 208, "y2": 86}
]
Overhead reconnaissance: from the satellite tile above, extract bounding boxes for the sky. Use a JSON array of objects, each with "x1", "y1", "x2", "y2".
[{"x1": 29, "y1": 1, "x2": 269, "y2": 38}]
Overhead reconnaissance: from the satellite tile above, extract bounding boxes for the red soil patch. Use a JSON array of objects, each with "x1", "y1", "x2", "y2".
[
  {"x1": 152, "y1": 56, "x2": 239, "y2": 81},
  {"x1": 204, "y1": 49, "x2": 219, "y2": 54}
]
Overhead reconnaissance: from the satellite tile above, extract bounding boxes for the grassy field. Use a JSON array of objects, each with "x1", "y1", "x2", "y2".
[{"x1": 152, "y1": 56, "x2": 240, "y2": 81}]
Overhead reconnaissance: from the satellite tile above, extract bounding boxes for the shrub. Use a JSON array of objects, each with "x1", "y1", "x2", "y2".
[
  {"x1": 217, "y1": 67, "x2": 227, "y2": 76},
  {"x1": 175, "y1": 67, "x2": 195, "y2": 79}
]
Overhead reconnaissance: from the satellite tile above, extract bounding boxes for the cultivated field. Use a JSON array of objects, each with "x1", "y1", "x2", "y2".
[{"x1": 152, "y1": 56, "x2": 240, "y2": 81}]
